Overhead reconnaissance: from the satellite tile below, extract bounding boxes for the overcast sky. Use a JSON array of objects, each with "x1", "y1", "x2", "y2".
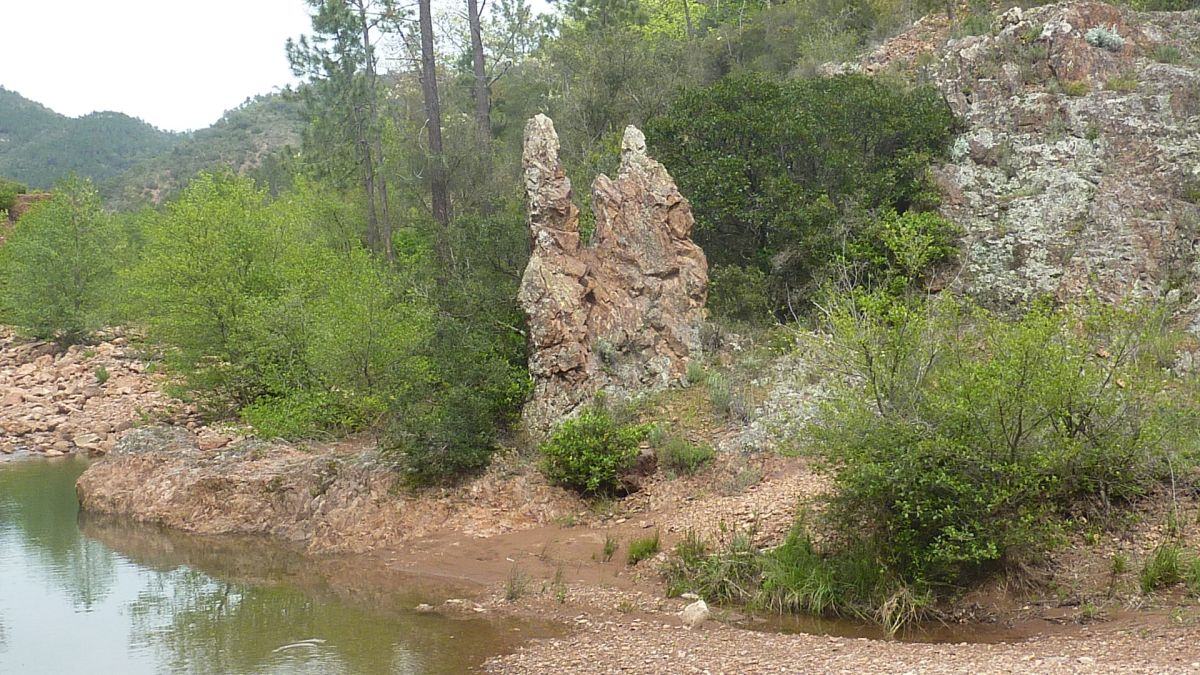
[{"x1": 0, "y1": 0, "x2": 314, "y2": 132}]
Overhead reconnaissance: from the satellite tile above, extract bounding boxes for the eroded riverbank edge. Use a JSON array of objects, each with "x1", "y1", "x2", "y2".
[
  {"x1": 8, "y1": 327, "x2": 1200, "y2": 672},
  {"x1": 70, "y1": 426, "x2": 1200, "y2": 674}
]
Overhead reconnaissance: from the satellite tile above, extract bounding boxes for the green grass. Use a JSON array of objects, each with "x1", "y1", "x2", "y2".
[
  {"x1": 658, "y1": 436, "x2": 716, "y2": 476},
  {"x1": 1105, "y1": 76, "x2": 1138, "y2": 93},
  {"x1": 1140, "y1": 545, "x2": 1185, "y2": 593},
  {"x1": 1153, "y1": 44, "x2": 1183, "y2": 64},
  {"x1": 1060, "y1": 79, "x2": 1091, "y2": 97},
  {"x1": 600, "y1": 534, "x2": 618, "y2": 563},
  {"x1": 627, "y1": 532, "x2": 661, "y2": 565},
  {"x1": 505, "y1": 563, "x2": 529, "y2": 601}
]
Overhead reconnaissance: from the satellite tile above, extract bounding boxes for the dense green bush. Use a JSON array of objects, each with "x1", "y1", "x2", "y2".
[
  {"x1": 811, "y1": 292, "x2": 1197, "y2": 589},
  {"x1": 707, "y1": 265, "x2": 774, "y2": 325},
  {"x1": 541, "y1": 408, "x2": 650, "y2": 495},
  {"x1": 646, "y1": 74, "x2": 957, "y2": 307},
  {"x1": 669, "y1": 292, "x2": 1198, "y2": 630},
  {"x1": 0, "y1": 175, "x2": 117, "y2": 342},
  {"x1": 657, "y1": 435, "x2": 716, "y2": 476}
]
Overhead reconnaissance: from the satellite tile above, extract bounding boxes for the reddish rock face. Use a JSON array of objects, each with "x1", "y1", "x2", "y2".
[{"x1": 518, "y1": 115, "x2": 708, "y2": 432}]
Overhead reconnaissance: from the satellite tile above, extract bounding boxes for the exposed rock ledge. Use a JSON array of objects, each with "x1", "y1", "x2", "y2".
[
  {"x1": 76, "y1": 426, "x2": 575, "y2": 554},
  {"x1": 518, "y1": 115, "x2": 708, "y2": 432}
]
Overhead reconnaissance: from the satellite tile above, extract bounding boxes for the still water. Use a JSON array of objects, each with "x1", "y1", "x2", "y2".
[{"x1": 0, "y1": 458, "x2": 544, "y2": 674}]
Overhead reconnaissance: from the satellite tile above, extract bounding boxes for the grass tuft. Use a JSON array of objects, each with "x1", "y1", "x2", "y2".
[{"x1": 627, "y1": 532, "x2": 661, "y2": 565}]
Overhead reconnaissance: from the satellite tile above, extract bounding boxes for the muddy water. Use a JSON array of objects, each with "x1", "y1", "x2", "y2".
[{"x1": 0, "y1": 458, "x2": 549, "y2": 674}]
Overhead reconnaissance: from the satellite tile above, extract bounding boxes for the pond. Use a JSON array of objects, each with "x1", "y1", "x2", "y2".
[{"x1": 0, "y1": 457, "x2": 547, "y2": 674}]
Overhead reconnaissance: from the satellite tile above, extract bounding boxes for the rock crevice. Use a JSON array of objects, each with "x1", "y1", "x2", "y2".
[{"x1": 518, "y1": 115, "x2": 707, "y2": 432}]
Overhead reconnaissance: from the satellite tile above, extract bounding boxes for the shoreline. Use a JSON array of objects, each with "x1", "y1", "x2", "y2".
[{"x1": 6, "y1": 330, "x2": 1200, "y2": 672}]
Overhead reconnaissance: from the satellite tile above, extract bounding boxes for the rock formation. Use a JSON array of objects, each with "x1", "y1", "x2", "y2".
[
  {"x1": 858, "y1": 2, "x2": 1200, "y2": 329},
  {"x1": 518, "y1": 114, "x2": 707, "y2": 432}
]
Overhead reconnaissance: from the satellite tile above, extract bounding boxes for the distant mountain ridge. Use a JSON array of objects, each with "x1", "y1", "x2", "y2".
[
  {"x1": 0, "y1": 87, "x2": 179, "y2": 189},
  {"x1": 108, "y1": 93, "x2": 307, "y2": 208},
  {"x1": 0, "y1": 87, "x2": 306, "y2": 207}
]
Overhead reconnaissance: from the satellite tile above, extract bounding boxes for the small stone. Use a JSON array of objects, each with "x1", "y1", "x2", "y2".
[{"x1": 679, "y1": 599, "x2": 710, "y2": 629}]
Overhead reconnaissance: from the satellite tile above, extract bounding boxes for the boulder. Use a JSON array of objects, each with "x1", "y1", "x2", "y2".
[{"x1": 518, "y1": 115, "x2": 708, "y2": 432}]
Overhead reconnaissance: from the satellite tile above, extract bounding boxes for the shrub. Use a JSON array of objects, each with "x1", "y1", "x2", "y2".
[
  {"x1": 94, "y1": 366, "x2": 110, "y2": 385},
  {"x1": 1119, "y1": 0, "x2": 1198, "y2": 9},
  {"x1": 845, "y1": 209, "x2": 960, "y2": 289},
  {"x1": 811, "y1": 292, "x2": 1198, "y2": 591},
  {"x1": 708, "y1": 265, "x2": 773, "y2": 325},
  {"x1": 0, "y1": 175, "x2": 117, "y2": 342},
  {"x1": 646, "y1": 74, "x2": 957, "y2": 308},
  {"x1": 1105, "y1": 75, "x2": 1138, "y2": 92},
  {"x1": 1060, "y1": 79, "x2": 1091, "y2": 97},
  {"x1": 1085, "y1": 26, "x2": 1125, "y2": 52},
  {"x1": 627, "y1": 531, "x2": 661, "y2": 565},
  {"x1": 658, "y1": 436, "x2": 716, "y2": 476},
  {"x1": 0, "y1": 177, "x2": 26, "y2": 213},
  {"x1": 540, "y1": 409, "x2": 650, "y2": 495}
]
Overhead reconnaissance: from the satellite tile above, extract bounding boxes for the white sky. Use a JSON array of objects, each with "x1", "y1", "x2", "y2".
[{"x1": 0, "y1": 0, "x2": 314, "y2": 132}]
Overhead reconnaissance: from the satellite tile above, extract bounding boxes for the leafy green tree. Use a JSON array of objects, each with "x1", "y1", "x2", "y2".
[
  {"x1": 647, "y1": 74, "x2": 957, "y2": 303},
  {"x1": 555, "y1": 0, "x2": 648, "y2": 31},
  {"x1": 288, "y1": 0, "x2": 402, "y2": 259},
  {"x1": 0, "y1": 175, "x2": 116, "y2": 342},
  {"x1": 129, "y1": 172, "x2": 291, "y2": 402}
]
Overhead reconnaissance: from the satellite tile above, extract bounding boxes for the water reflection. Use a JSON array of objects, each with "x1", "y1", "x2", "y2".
[
  {"x1": 0, "y1": 459, "x2": 551, "y2": 674},
  {"x1": 0, "y1": 457, "x2": 118, "y2": 611}
]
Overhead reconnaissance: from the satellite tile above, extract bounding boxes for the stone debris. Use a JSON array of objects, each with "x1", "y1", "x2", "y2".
[
  {"x1": 485, "y1": 619, "x2": 1200, "y2": 674},
  {"x1": 0, "y1": 328, "x2": 192, "y2": 458},
  {"x1": 518, "y1": 114, "x2": 708, "y2": 432}
]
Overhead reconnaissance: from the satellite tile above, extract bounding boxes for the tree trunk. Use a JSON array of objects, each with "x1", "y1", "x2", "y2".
[
  {"x1": 418, "y1": 0, "x2": 451, "y2": 229},
  {"x1": 467, "y1": 0, "x2": 491, "y2": 142},
  {"x1": 354, "y1": 104, "x2": 381, "y2": 253},
  {"x1": 682, "y1": 0, "x2": 693, "y2": 38},
  {"x1": 356, "y1": 0, "x2": 394, "y2": 262}
]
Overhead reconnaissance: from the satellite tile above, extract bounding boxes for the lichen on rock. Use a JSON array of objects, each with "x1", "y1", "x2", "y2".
[
  {"x1": 859, "y1": 2, "x2": 1200, "y2": 328},
  {"x1": 518, "y1": 114, "x2": 708, "y2": 432}
]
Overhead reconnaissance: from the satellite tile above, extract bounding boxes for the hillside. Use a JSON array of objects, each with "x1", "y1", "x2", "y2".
[
  {"x1": 106, "y1": 92, "x2": 306, "y2": 207},
  {"x1": 0, "y1": 87, "x2": 305, "y2": 206},
  {"x1": 0, "y1": 87, "x2": 179, "y2": 188}
]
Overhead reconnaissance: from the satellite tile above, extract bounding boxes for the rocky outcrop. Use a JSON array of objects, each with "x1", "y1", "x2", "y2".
[
  {"x1": 518, "y1": 115, "x2": 708, "y2": 431},
  {"x1": 873, "y1": 3, "x2": 1200, "y2": 326},
  {"x1": 75, "y1": 426, "x2": 576, "y2": 553}
]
